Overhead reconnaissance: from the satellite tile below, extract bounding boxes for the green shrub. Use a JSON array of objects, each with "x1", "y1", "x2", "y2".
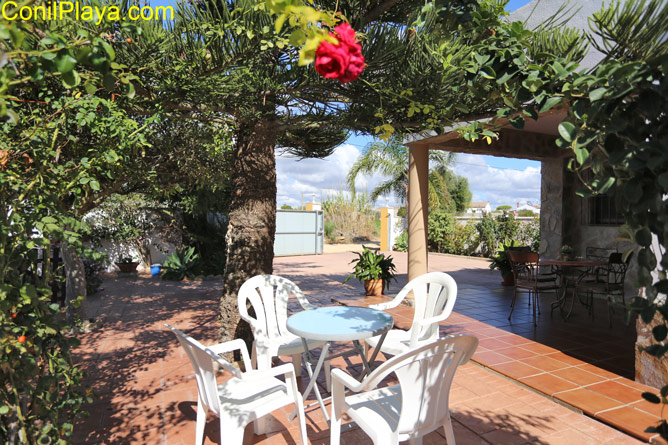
[
  {"x1": 476, "y1": 213, "x2": 497, "y2": 256},
  {"x1": 495, "y1": 212, "x2": 520, "y2": 243},
  {"x1": 83, "y1": 250, "x2": 108, "y2": 295},
  {"x1": 517, "y1": 209, "x2": 537, "y2": 217},
  {"x1": 516, "y1": 218, "x2": 540, "y2": 252},
  {"x1": 322, "y1": 189, "x2": 375, "y2": 242},
  {"x1": 1, "y1": 236, "x2": 90, "y2": 443},
  {"x1": 393, "y1": 231, "x2": 408, "y2": 252},
  {"x1": 161, "y1": 247, "x2": 200, "y2": 281},
  {"x1": 324, "y1": 221, "x2": 336, "y2": 240},
  {"x1": 427, "y1": 211, "x2": 454, "y2": 252},
  {"x1": 440, "y1": 222, "x2": 479, "y2": 255},
  {"x1": 496, "y1": 205, "x2": 512, "y2": 210},
  {"x1": 397, "y1": 207, "x2": 406, "y2": 218}
]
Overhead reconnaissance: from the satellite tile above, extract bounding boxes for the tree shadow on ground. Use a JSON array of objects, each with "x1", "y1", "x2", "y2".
[{"x1": 71, "y1": 276, "x2": 223, "y2": 444}]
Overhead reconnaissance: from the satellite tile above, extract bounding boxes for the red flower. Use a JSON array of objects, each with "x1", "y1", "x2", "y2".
[
  {"x1": 315, "y1": 40, "x2": 349, "y2": 79},
  {"x1": 315, "y1": 23, "x2": 365, "y2": 83}
]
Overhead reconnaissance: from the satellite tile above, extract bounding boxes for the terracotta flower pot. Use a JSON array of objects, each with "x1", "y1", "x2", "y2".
[
  {"x1": 116, "y1": 262, "x2": 139, "y2": 273},
  {"x1": 364, "y1": 279, "x2": 384, "y2": 296},
  {"x1": 502, "y1": 273, "x2": 514, "y2": 286}
]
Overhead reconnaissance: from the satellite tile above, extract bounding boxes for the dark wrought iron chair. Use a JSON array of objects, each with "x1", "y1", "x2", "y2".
[
  {"x1": 507, "y1": 251, "x2": 559, "y2": 326},
  {"x1": 575, "y1": 252, "x2": 632, "y2": 327}
]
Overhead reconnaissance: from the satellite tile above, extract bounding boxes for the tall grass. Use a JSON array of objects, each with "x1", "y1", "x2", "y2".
[{"x1": 322, "y1": 189, "x2": 376, "y2": 242}]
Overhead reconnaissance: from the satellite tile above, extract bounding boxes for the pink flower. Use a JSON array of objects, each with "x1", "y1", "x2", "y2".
[{"x1": 315, "y1": 23, "x2": 365, "y2": 83}]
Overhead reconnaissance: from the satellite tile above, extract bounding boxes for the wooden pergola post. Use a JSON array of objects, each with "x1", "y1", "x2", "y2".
[{"x1": 407, "y1": 144, "x2": 429, "y2": 282}]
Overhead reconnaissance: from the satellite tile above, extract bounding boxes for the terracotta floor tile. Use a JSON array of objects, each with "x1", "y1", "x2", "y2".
[
  {"x1": 520, "y1": 373, "x2": 579, "y2": 396},
  {"x1": 497, "y1": 346, "x2": 538, "y2": 360},
  {"x1": 544, "y1": 351, "x2": 587, "y2": 366},
  {"x1": 575, "y1": 363, "x2": 624, "y2": 380},
  {"x1": 519, "y1": 342, "x2": 559, "y2": 355},
  {"x1": 551, "y1": 366, "x2": 608, "y2": 386},
  {"x1": 496, "y1": 334, "x2": 535, "y2": 346},
  {"x1": 492, "y1": 361, "x2": 544, "y2": 380},
  {"x1": 472, "y1": 350, "x2": 514, "y2": 366},
  {"x1": 71, "y1": 258, "x2": 644, "y2": 445},
  {"x1": 586, "y1": 380, "x2": 644, "y2": 405},
  {"x1": 479, "y1": 338, "x2": 516, "y2": 350},
  {"x1": 543, "y1": 428, "x2": 601, "y2": 445},
  {"x1": 596, "y1": 406, "x2": 660, "y2": 441},
  {"x1": 629, "y1": 399, "x2": 668, "y2": 419},
  {"x1": 554, "y1": 388, "x2": 623, "y2": 416},
  {"x1": 612, "y1": 378, "x2": 656, "y2": 393},
  {"x1": 481, "y1": 426, "x2": 538, "y2": 445},
  {"x1": 519, "y1": 355, "x2": 572, "y2": 372}
]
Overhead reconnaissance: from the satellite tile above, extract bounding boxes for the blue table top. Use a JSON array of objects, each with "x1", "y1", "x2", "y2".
[{"x1": 286, "y1": 306, "x2": 394, "y2": 341}]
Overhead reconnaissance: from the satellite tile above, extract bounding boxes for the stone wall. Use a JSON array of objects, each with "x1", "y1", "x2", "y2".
[
  {"x1": 636, "y1": 314, "x2": 668, "y2": 389},
  {"x1": 539, "y1": 157, "x2": 564, "y2": 258}
]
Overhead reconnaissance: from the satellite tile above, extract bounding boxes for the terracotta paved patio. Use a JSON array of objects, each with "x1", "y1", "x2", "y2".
[{"x1": 71, "y1": 251, "x2": 663, "y2": 444}]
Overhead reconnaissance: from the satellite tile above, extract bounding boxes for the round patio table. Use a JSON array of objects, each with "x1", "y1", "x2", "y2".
[
  {"x1": 539, "y1": 258, "x2": 608, "y2": 319},
  {"x1": 287, "y1": 306, "x2": 394, "y2": 422}
]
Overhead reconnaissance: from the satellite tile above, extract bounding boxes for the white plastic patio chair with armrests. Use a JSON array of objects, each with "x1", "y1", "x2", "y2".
[
  {"x1": 165, "y1": 324, "x2": 308, "y2": 445},
  {"x1": 364, "y1": 272, "x2": 458, "y2": 357},
  {"x1": 238, "y1": 274, "x2": 330, "y2": 388},
  {"x1": 330, "y1": 334, "x2": 479, "y2": 445}
]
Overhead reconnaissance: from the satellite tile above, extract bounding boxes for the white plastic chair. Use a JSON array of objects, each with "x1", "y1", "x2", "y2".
[
  {"x1": 165, "y1": 324, "x2": 308, "y2": 445},
  {"x1": 364, "y1": 272, "x2": 458, "y2": 357},
  {"x1": 238, "y1": 274, "x2": 330, "y2": 388},
  {"x1": 331, "y1": 334, "x2": 478, "y2": 445}
]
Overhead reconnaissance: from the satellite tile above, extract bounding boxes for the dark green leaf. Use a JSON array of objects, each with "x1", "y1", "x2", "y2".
[
  {"x1": 636, "y1": 228, "x2": 652, "y2": 247},
  {"x1": 56, "y1": 53, "x2": 77, "y2": 74},
  {"x1": 589, "y1": 87, "x2": 606, "y2": 101},
  {"x1": 652, "y1": 325, "x2": 667, "y2": 342},
  {"x1": 558, "y1": 122, "x2": 575, "y2": 143},
  {"x1": 642, "y1": 392, "x2": 661, "y2": 404},
  {"x1": 539, "y1": 96, "x2": 562, "y2": 113}
]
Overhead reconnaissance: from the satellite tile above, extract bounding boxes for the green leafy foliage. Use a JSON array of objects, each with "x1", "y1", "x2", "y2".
[
  {"x1": 343, "y1": 247, "x2": 397, "y2": 291},
  {"x1": 161, "y1": 247, "x2": 201, "y2": 281},
  {"x1": 393, "y1": 231, "x2": 408, "y2": 252},
  {"x1": 489, "y1": 239, "x2": 522, "y2": 278},
  {"x1": 324, "y1": 221, "x2": 336, "y2": 241},
  {"x1": 322, "y1": 189, "x2": 376, "y2": 242},
  {"x1": 427, "y1": 211, "x2": 455, "y2": 252},
  {"x1": 476, "y1": 213, "x2": 497, "y2": 256}
]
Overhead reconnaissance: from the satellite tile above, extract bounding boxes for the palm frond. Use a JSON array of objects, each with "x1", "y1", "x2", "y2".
[{"x1": 589, "y1": 0, "x2": 668, "y2": 63}]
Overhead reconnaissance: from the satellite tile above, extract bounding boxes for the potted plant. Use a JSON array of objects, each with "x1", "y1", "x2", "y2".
[
  {"x1": 489, "y1": 240, "x2": 521, "y2": 286},
  {"x1": 560, "y1": 244, "x2": 575, "y2": 260},
  {"x1": 343, "y1": 247, "x2": 397, "y2": 296},
  {"x1": 115, "y1": 257, "x2": 140, "y2": 273}
]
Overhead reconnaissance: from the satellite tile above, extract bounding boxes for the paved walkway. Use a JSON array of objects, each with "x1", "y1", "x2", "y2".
[{"x1": 71, "y1": 252, "x2": 660, "y2": 444}]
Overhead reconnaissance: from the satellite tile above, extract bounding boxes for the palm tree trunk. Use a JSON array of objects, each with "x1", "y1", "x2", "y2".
[{"x1": 220, "y1": 117, "x2": 277, "y2": 347}]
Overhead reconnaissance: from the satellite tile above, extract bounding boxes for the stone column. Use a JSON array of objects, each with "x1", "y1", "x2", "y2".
[
  {"x1": 539, "y1": 158, "x2": 564, "y2": 258},
  {"x1": 408, "y1": 145, "x2": 429, "y2": 281}
]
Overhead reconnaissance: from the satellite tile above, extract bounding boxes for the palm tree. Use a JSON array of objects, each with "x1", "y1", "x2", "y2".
[{"x1": 346, "y1": 138, "x2": 454, "y2": 204}]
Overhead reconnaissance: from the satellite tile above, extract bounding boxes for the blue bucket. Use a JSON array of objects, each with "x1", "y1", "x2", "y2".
[{"x1": 150, "y1": 264, "x2": 161, "y2": 276}]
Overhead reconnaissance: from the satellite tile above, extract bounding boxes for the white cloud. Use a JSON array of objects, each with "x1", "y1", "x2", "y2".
[
  {"x1": 276, "y1": 144, "x2": 403, "y2": 207},
  {"x1": 453, "y1": 154, "x2": 541, "y2": 209},
  {"x1": 276, "y1": 148, "x2": 542, "y2": 210}
]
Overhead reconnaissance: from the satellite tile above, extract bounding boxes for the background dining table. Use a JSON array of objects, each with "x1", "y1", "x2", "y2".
[{"x1": 538, "y1": 258, "x2": 609, "y2": 320}]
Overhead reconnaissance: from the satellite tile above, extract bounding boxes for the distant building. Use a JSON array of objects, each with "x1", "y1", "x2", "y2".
[
  {"x1": 468, "y1": 201, "x2": 491, "y2": 214},
  {"x1": 515, "y1": 202, "x2": 540, "y2": 215}
]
